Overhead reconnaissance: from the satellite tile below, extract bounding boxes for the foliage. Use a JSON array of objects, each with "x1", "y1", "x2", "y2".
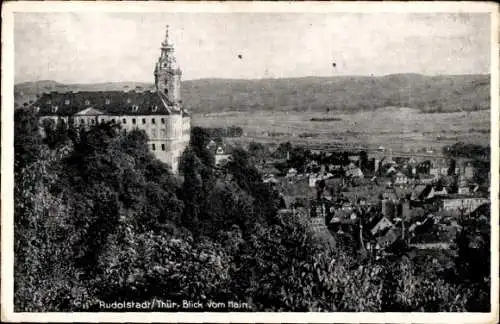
[{"x1": 14, "y1": 122, "x2": 491, "y2": 312}]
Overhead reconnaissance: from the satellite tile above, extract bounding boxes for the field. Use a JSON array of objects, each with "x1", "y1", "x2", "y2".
[
  {"x1": 192, "y1": 107, "x2": 490, "y2": 152},
  {"x1": 14, "y1": 77, "x2": 491, "y2": 153}
]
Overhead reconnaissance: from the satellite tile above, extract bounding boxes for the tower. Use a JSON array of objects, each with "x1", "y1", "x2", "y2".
[{"x1": 155, "y1": 25, "x2": 182, "y2": 112}]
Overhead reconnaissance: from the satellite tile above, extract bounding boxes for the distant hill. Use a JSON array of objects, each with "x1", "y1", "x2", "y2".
[{"x1": 14, "y1": 74, "x2": 490, "y2": 114}]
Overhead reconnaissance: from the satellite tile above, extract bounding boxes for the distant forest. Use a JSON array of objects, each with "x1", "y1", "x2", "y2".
[{"x1": 15, "y1": 74, "x2": 490, "y2": 114}]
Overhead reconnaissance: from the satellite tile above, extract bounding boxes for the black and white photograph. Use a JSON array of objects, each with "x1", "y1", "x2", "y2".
[{"x1": 1, "y1": 1, "x2": 498, "y2": 322}]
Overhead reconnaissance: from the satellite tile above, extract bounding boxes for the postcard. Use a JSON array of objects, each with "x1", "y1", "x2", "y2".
[{"x1": 1, "y1": 1, "x2": 498, "y2": 323}]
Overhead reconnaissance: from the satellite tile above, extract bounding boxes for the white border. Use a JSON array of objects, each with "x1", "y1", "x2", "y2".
[{"x1": 2, "y1": 1, "x2": 499, "y2": 323}]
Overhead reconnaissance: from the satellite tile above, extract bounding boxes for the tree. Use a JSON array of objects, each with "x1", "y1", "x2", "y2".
[
  {"x1": 359, "y1": 150, "x2": 368, "y2": 172},
  {"x1": 14, "y1": 108, "x2": 42, "y2": 172}
]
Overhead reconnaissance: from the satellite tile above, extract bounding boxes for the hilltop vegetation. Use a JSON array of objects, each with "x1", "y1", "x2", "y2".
[{"x1": 15, "y1": 74, "x2": 490, "y2": 114}]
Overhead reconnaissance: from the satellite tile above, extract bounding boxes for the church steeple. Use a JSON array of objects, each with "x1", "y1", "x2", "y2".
[
  {"x1": 162, "y1": 24, "x2": 173, "y2": 48},
  {"x1": 155, "y1": 24, "x2": 182, "y2": 112}
]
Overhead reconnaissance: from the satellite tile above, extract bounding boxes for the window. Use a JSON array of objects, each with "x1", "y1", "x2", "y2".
[
  {"x1": 91, "y1": 119, "x2": 95, "y2": 125},
  {"x1": 132, "y1": 118, "x2": 136, "y2": 125},
  {"x1": 105, "y1": 99, "x2": 111, "y2": 105},
  {"x1": 122, "y1": 118, "x2": 127, "y2": 124},
  {"x1": 152, "y1": 118, "x2": 156, "y2": 124},
  {"x1": 152, "y1": 129, "x2": 157, "y2": 137},
  {"x1": 80, "y1": 119, "x2": 85, "y2": 124},
  {"x1": 152, "y1": 144, "x2": 156, "y2": 151},
  {"x1": 161, "y1": 118, "x2": 165, "y2": 124},
  {"x1": 142, "y1": 118, "x2": 146, "y2": 124},
  {"x1": 160, "y1": 129, "x2": 166, "y2": 137},
  {"x1": 64, "y1": 99, "x2": 70, "y2": 105},
  {"x1": 161, "y1": 144, "x2": 166, "y2": 151},
  {"x1": 111, "y1": 118, "x2": 116, "y2": 123},
  {"x1": 85, "y1": 100, "x2": 90, "y2": 105}
]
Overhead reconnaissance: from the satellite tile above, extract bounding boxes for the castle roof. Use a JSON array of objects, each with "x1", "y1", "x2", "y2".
[
  {"x1": 75, "y1": 107, "x2": 105, "y2": 116},
  {"x1": 34, "y1": 90, "x2": 185, "y2": 116}
]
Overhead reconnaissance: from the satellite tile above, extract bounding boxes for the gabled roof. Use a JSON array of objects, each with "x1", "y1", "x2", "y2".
[
  {"x1": 35, "y1": 90, "x2": 185, "y2": 116},
  {"x1": 410, "y1": 184, "x2": 433, "y2": 201}
]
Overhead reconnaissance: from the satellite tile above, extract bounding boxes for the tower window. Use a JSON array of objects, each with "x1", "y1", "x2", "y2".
[
  {"x1": 161, "y1": 144, "x2": 166, "y2": 151},
  {"x1": 122, "y1": 118, "x2": 127, "y2": 124},
  {"x1": 152, "y1": 118, "x2": 156, "y2": 124},
  {"x1": 132, "y1": 118, "x2": 136, "y2": 125},
  {"x1": 142, "y1": 118, "x2": 146, "y2": 124},
  {"x1": 161, "y1": 118, "x2": 165, "y2": 124},
  {"x1": 152, "y1": 144, "x2": 156, "y2": 151}
]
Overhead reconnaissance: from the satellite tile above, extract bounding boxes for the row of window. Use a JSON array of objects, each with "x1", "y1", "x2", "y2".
[
  {"x1": 151, "y1": 144, "x2": 167, "y2": 151},
  {"x1": 77, "y1": 117, "x2": 176, "y2": 125}
]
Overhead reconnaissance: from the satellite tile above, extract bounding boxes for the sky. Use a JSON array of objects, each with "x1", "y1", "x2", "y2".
[{"x1": 14, "y1": 11, "x2": 491, "y2": 83}]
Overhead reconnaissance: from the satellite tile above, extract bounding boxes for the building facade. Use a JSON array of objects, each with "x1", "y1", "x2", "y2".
[
  {"x1": 36, "y1": 25, "x2": 190, "y2": 173},
  {"x1": 440, "y1": 196, "x2": 489, "y2": 215}
]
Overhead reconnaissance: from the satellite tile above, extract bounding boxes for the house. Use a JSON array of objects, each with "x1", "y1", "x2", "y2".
[
  {"x1": 393, "y1": 171, "x2": 409, "y2": 185},
  {"x1": 382, "y1": 187, "x2": 399, "y2": 202},
  {"x1": 346, "y1": 167, "x2": 364, "y2": 179},
  {"x1": 385, "y1": 166, "x2": 397, "y2": 176},
  {"x1": 417, "y1": 174, "x2": 435, "y2": 185},
  {"x1": 429, "y1": 168, "x2": 440, "y2": 178},
  {"x1": 370, "y1": 216, "x2": 394, "y2": 236},
  {"x1": 410, "y1": 184, "x2": 432, "y2": 201},
  {"x1": 426, "y1": 186, "x2": 448, "y2": 199},
  {"x1": 328, "y1": 163, "x2": 342, "y2": 171},
  {"x1": 440, "y1": 196, "x2": 489, "y2": 215},
  {"x1": 214, "y1": 145, "x2": 232, "y2": 166},
  {"x1": 309, "y1": 172, "x2": 333, "y2": 187},
  {"x1": 206, "y1": 139, "x2": 217, "y2": 150},
  {"x1": 262, "y1": 174, "x2": 279, "y2": 184},
  {"x1": 376, "y1": 228, "x2": 400, "y2": 249},
  {"x1": 381, "y1": 199, "x2": 396, "y2": 218},
  {"x1": 464, "y1": 163, "x2": 475, "y2": 180},
  {"x1": 286, "y1": 168, "x2": 298, "y2": 178},
  {"x1": 348, "y1": 155, "x2": 360, "y2": 164}
]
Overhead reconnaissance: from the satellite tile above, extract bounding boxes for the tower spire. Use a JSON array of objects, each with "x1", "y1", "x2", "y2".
[
  {"x1": 155, "y1": 24, "x2": 182, "y2": 111},
  {"x1": 162, "y1": 24, "x2": 172, "y2": 48}
]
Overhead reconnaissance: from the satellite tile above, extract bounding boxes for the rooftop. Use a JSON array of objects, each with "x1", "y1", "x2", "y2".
[{"x1": 34, "y1": 90, "x2": 188, "y2": 116}]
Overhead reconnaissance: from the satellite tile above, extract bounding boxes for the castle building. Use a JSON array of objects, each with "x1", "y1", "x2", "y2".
[{"x1": 35, "y1": 25, "x2": 190, "y2": 173}]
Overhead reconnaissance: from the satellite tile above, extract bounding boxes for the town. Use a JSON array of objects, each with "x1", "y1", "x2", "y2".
[{"x1": 209, "y1": 136, "x2": 491, "y2": 258}]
